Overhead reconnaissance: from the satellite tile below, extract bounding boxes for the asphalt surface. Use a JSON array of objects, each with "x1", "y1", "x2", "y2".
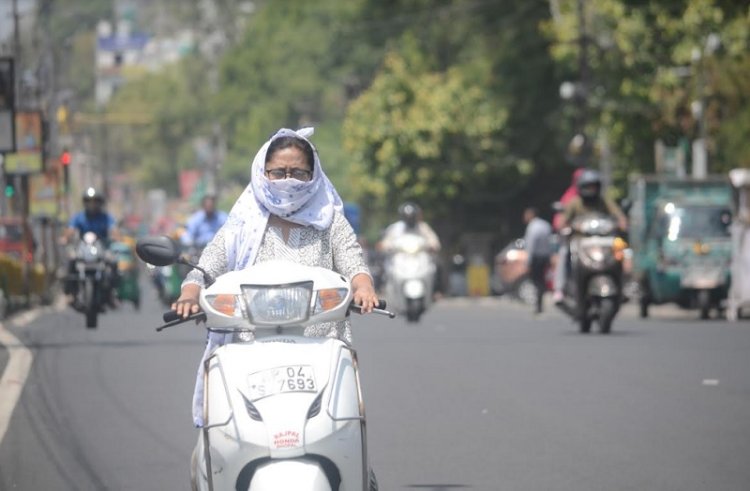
[{"x1": 1, "y1": 286, "x2": 750, "y2": 491}]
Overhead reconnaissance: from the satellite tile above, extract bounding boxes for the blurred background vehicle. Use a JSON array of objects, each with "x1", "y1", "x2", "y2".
[
  {"x1": 0, "y1": 216, "x2": 50, "y2": 318},
  {"x1": 491, "y1": 237, "x2": 557, "y2": 305},
  {"x1": 628, "y1": 175, "x2": 733, "y2": 319}
]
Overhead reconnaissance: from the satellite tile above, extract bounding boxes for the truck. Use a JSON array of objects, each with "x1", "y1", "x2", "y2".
[{"x1": 628, "y1": 175, "x2": 733, "y2": 319}]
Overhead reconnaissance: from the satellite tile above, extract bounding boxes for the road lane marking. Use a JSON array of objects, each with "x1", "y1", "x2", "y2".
[{"x1": 0, "y1": 323, "x2": 33, "y2": 445}]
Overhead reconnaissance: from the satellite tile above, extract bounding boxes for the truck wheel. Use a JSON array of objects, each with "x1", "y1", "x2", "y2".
[{"x1": 698, "y1": 290, "x2": 711, "y2": 320}]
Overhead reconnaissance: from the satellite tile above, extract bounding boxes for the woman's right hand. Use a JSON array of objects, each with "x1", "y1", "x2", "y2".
[{"x1": 171, "y1": 283, "x2": 202, "y2": 319}]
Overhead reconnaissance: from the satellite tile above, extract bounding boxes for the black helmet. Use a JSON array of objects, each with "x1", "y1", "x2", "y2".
[
  {"x1": 398, "y1": 202, "x2": 420, "y2": 228},
  {"x1": 576, "y1": 169, "x2": 601, "y2": 200},
  {"x1": 82, "y1": 187, "x2": 105, "y2": 203}
]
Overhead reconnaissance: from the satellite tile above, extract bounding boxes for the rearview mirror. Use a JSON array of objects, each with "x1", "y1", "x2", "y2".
[{"x1": 136, "y1": 236, "x2": 180, "y2": 266}]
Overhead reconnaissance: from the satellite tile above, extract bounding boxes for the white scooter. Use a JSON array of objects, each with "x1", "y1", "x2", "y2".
[
  {"x1": 383, "y1": 233, "x2": 436, "y2": 322},
  {"x1": 136, "y1": 236, "x2": 394, "y2": 491}
]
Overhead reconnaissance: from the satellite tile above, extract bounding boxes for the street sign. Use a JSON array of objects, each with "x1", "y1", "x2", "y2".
[{"x1": 4, "y1": 111, "x2": 43, "y2": 174}]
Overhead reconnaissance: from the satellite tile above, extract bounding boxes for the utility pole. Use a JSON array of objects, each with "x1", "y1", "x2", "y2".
[
  {"x1": 12, "y1": 0, "x2": 20, "y2": 102},
  {"x1": 575, "y1": 0, "x2": 591, "y2": 169}
]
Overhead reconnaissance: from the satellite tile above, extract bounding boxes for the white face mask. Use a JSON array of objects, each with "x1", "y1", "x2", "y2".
[{"x1": 261, "y1": 175, "x2": 319, "y2": 218}]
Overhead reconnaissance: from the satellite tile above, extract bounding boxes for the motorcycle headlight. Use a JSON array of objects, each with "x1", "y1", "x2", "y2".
[{"x1": 241, "y1": 281, "x2": 313, "y2": 326}]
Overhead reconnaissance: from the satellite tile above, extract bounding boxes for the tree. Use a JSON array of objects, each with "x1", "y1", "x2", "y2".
[{"x1": 544, "y1": 0, "x2": 750, "y2": 181}]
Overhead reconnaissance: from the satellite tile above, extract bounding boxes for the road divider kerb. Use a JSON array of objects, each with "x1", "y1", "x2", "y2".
[
  {"x1": 0, "y1": 296, "x2": 65, "y2": 447},
  {"x1": 0, "y1": 322, "x2": 33, "y2": 446}
]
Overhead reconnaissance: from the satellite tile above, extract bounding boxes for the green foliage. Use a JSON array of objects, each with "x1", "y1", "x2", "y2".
[
  {"x1": 106, "y1": 57, "x2": 215, "y2": 195},
  {"x1": 343, "y1": 47, "x2": 512, "y2": 216},
  {"x1": 215, "y1": 0, "x2": 380, "y2": 187},
  {"x1": 38, "y1": 0, "x2": 114, "y2": 104},
  {"x1": 544, "y1": 0, "x2": 750, "y2": 178},
  {"x1": 62, "y1": 0, "x2": 749, "y2": 251}
]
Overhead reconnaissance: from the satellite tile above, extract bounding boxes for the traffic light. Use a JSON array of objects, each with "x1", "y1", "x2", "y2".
[
  {"x1": 4, "y1": 182, "x2": 14, "y2": 198},
  {"x1": 60, "y1": 149, "x2": 71, "y2": 192},
  {"x1": 60, "y1": 149, "x2": 71, "y2": 166}
]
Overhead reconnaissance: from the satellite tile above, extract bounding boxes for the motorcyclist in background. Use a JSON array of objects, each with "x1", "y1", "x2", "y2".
[
  {"x1": 553, "y1": 169, "x2": 628, "y2": 303},
  {"x1": 552, "y1": 168, "x2": 584, "y2": 232},
  {"x1": 380, "y1": 202, "x2": 441, "y2": 253},
  {"x1": 63, "y1": 187, "x2": 118, "y2": 244},
  {"x1": 181, "y1": 195, "x2": 228, "y2": 249},
  {"x1": 380, "y1": 202, "x2": 442, "y2": 298},
  {"x1": 61, "y1": 187, "x2": 120, "y2": 305}
]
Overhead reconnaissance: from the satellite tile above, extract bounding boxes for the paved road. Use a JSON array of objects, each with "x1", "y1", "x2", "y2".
[{"x1": 1, "y1": 288, "x2": 750, "y2": 490}]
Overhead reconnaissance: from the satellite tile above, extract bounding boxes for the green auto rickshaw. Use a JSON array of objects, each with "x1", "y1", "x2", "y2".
[{"x1": 110, "y1": 239, "x2": 141, "y2": 309}]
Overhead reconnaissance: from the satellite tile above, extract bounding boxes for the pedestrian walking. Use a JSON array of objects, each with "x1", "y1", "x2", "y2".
[{"x1": 523, "y1": 207, "x2": 553, "y2": 314}]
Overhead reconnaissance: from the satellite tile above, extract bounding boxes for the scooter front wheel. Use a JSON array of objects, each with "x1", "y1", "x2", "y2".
[{"x1": 598, "y1": 298, "x2": 617, "y2": 334}]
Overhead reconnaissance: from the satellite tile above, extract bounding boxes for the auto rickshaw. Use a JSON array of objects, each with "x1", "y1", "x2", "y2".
[{"x1": 110, "y1": 237, "x2": 140, "y2": 309}]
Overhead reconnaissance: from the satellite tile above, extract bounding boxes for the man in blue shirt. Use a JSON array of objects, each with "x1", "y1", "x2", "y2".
[
  {"x1": 182, "y1": 195, "x2": 227, "y2": 249},
  {"x1": 64, "y1": 187, "x2": 117, "y2": 244}
]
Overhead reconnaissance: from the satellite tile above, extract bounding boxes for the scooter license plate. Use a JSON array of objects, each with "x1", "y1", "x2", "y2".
[{"x1": 247, "y1": 365, "x2": 317, "y2": 401}]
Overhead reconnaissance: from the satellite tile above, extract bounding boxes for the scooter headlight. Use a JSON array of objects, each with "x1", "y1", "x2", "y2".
[
  {"x1": 403, "y1": 279, "x2": 426, "y2": 298},
  {"x1": 241, "y1": 282, "x2": 313, "y2": 326}
]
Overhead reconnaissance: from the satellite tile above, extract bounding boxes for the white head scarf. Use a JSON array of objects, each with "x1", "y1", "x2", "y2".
[{"x1": 223, "y1": 127, "x2": 343, "y2": 270}]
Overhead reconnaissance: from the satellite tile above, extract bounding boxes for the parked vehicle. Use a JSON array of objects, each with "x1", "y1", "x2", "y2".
[
  {"x1": 556, "y1": 213, "x2": 628, "y2": 334},
  {"x1": 0, "y1": 216, "x2": 35, "y2": 263},
  {"x1": 110, "y1": 238, "x2": 140, "y2": 309},
  {"x1": 491, "y1": 238, "x2": 557, "y2": 305},
  {"x1": 0, "y1": 216, "x2": 50, "y2": 318},
  {"x1": 67, "y1": 232, "x2": 116, "y2": 328},
  {"x1": 628, "y1": 175, "x2": 733, "y2": 319},
  {"x1": 383, "y1": 232, "x2": 436, "y2": 322},
  {"x1": 135, "y1": 235, "x2": 393, "y2": 491}
]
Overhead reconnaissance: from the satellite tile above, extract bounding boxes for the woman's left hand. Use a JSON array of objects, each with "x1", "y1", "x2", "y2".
[{"x1": 352, "y1": 273, "x2": 379, "y2": 314}]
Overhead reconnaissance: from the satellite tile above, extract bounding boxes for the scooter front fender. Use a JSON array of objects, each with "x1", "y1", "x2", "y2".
[{"x1": 247, "y1": 459, "x2": 333, "y2": 491}]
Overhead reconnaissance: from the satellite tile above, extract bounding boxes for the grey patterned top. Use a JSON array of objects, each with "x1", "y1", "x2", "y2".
[{"x1": 184, "y1": 210, "x2": 369, "y2": 343}]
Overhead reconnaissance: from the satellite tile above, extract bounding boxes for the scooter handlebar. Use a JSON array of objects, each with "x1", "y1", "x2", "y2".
[
  {"x1": 163, "y1": 310, "x2": 181, "y2": 323},
  {"x1": 157, "y1": 310, "x2": 207, "y2": 331},
  {"x1": 160, "y1": 300, "x2": 394, "y2": 330},
  {"x1": 349, "y1": 300, "x2": 396, "y2": 319}
]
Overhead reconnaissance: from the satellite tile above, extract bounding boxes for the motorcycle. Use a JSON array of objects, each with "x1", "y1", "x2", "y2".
[
  {"x1": 383, "y1": 232, "x2": 436, "y2": 322},
  {"x1": 66, "y1": 232, "x2": 116, "y2": 328},
  {"x1": 557, "y1": 213, "x2": 627, "y2": 334},
  {"x1": 135, "y1": 235, "x2": 394, "y2": 491}
]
